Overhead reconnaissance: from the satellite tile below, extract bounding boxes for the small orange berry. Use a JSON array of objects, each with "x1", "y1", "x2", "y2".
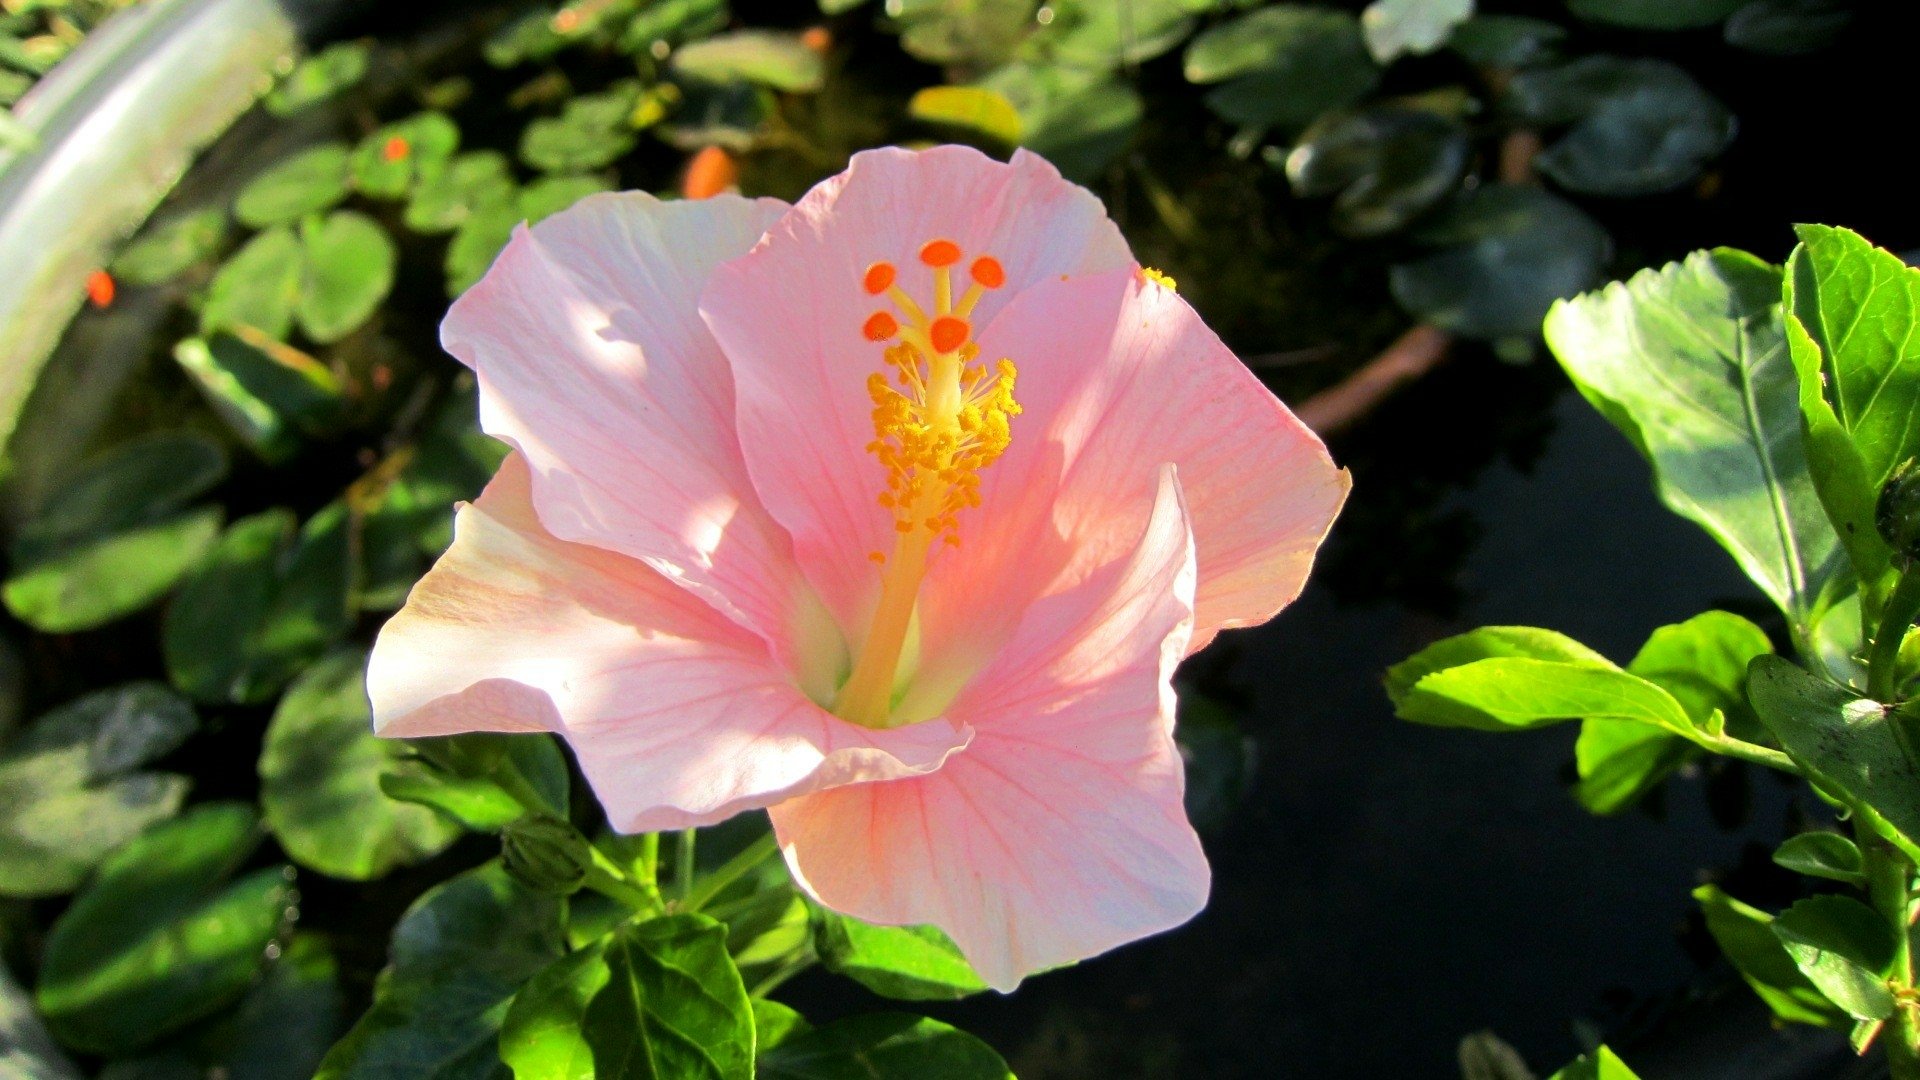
[
  {"x1": 85, "y1": 269, "x2": 114, "y2": 308},
  {"x1": 381, "y1": 136, "x2": 410, "y2": 162}
]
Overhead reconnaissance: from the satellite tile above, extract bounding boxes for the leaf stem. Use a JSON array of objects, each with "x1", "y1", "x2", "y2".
[
  {"x1": 676, "y1": 828, "x2": 698, "y2": 905},
  {"x1": 1869, "y1": 567, "x2": 1920, "y2": 702},
  {"x1": 684, "y1": 831, "x2": 781, "y2": 913},
  {"x1": 1863, "y1": 832, "x2": 1920, "y2": 1078},
  {"x1": 1692, "y1": 732, "x2": 1799, "y2": 774},
  {"x1": 583, "y1": 845, "x2": 662, "y2": 914}
]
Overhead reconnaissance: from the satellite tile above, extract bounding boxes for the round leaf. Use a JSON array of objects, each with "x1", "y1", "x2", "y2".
[
  {"x1": 4, "y1": 508, "x2": 223, "y2": 633},
  {"x1": 298, "y1": 211, "x2": 396, "y2": 343},
  {"x1": 110, "y1": 208, "x2": 229, "y2": 286},
  {"x1": 350, "y1": 112, "x2": 461, "y2": 199},
  {"x1": 233, "y1": 144, "x2": 352, "y2": 228},
  {"x1": 1508, "y1": 57, "x2": 1734, "y2": 197},
  {"x1": 405, "y1": 150, "x2": 516, "y2": 234},
  {"x1": 1565, "y1": 0, "x2": 1745, "y2": 30},
  {"x1": 671, "y1": 30, "x2": 824, "y2": 92},
  {"x1": 1389, "y1": 185, "x2": 1609, "y2": 339},
  {"x1": 265, "y1": 42, "x2": 370, "y2": 116},
  {"x1": 201, "y1": 227, "x2": 305, "y2": 339},
  {"x1": 1284, "y1": 105, "x2": 1470, "y2": 236}
]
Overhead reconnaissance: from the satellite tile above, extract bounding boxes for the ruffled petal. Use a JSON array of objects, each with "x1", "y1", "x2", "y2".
[
  {"x1": 770, "y1": 468, "x2": 1206, "y2": 991},
  {"x1": 913, "y1": 269, "x2": 1347, "y2": 681},
  {"x1": 441, "y1": 192, "x2": 817, "y2": 658},
  {"x1": 369, "y1": 455, "x2": 971, "y2": 833},
  {"x1": 700, "y1": 146, "x2": 1134, "y2": 637}
]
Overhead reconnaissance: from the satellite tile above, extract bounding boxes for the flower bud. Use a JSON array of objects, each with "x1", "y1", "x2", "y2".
[
  {"x1": 1879, "y1": 458, "x2": 1920, "y2": 563},
  {"x1": 501, "y1": 813, "x2": 592, "y2": 897}
]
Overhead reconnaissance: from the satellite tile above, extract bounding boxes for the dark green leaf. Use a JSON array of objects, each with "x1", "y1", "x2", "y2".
[
  {"x1": 1023, "y1": 0, "x2": 1201, "y2": 71},
  {"x1": 885, "y1": 0, "x2": 1033, "y2": 68},
  {"x1": 111, "y1": 208, "x2": 229, "y2": 286},
  {"x1": 381, "y1": 732, "x2": 570, "y2": 831},
  {"x1": 1543, "y1": 250, "x2": 1842, "y2": 644},
  {"x1": 1694, "y1": 882, "x2": 1844, "y2": 1027},
  {"x1": 1186, "y1": 6, "x2": 1380, "y2": 130},
  {"x1": 10, "y1": 432, "x2": 226, "y2": 549},
  {"x1": 1773, "y1": 832, "x2": 1865, "y2": 886},
  {"x1": 812, "y1": 907, "x2": 988, "y2": 1001},
  {"x1": 173, "y1": 334, "x2": 342, "y2": 460},
  {"x1": 1747, "y1": 655, "x2": 1920, "y2": 862},
  {"x1": 1724, "y1": 0, "x2": 1852, "y2": 55},
  {"x1": 1771, "y1": 894, "x2": 1897, "y2": 1020},
  {"x1": 36, "y1": 804, "x2": 293, "y2": 1054},
  {"x1": 1566, "y1": 0, "x2": 1745, "y2": 29},
  {"x1": 977, "y1": 64, "x2": 1140, "y2": 182},
  {"x1": 1445, "y1": 15, "x2": 1565, "y2": 68},
  {"x1": 298, "y1": 211, "x2": 397, "y2": 343},
  {"x1": 1392, "y1": 184, "x2": 1608, "y2": 339},
  {"x1": 202, "y1": 933, "x2": 345, "y2": 1080},
  {"x1": 1, "y1": 963, "x2": 79, "y2": 1080},
  {"x1": 758, "y1": 1013, "x2": 1014, "y2": 1080},
  {"x1": 1284, "y1": 105, "x2": 1470, "y2": 237},
  {"x1": 583, "y1": 914, "x2": 755, "y2": 1080},
  {"x1": 3, "y1": 507, "x2": 223, "y2": 633},
  {"x1": 1506, "y1": 57, "x2": 1733, "y2": 197},
  {"x1": 234, "y1": 144, "x2": 353, "y2": 228}
]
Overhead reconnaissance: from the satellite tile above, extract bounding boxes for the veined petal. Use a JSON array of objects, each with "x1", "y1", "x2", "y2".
[
  {"x1": 700, "y1": 145, "x2": 1134, "y2": 638},
  {"x1": 771, "y1": 468, "x2": 1206, "y2": 991},
  {"x1": 441, "y1": 192, "x2": 819, "y2": 660},
  {"x1": 369, "y1": 455, "x2": 972, "y2": 833},
  {"x1": 915, "y1": 269, "x2": 1348, "y2": 681}
]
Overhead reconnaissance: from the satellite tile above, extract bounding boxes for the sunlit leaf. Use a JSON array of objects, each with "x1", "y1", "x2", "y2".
[
  {"x1": 520, "y1": 84, "x2": 641, "y2": 173},
  {"x1": 1361, "y1": 0, "x2": 1472, "y2": 63},
  {"x1": 1771, "y1": 894, "x2": 1896, "y2": 1020},
  {"x1": 811, "y1": 906, "x2": 988, "y2": 1001},
  {"x1": 298, "y1": 210, "x2": 396, "y2": 343},
  {"x1": 201, "y1": 227, "x2": 305, "y2": 339},
  {"x1": 1186, "y1": 5, "x2": 1379, "y2": 131},
  {"x1": 111, "y1": 208, "x2": 229, "y2": 286},
  {"x1": 1694, "y1": 882, "x2": 1844, "y2": 1028},
  {"x1": 265, "y1": 42, "x2": 371, "y2": 116},
  {"x1": 406, "y1": 151, "x2": 517, "y2": 234},
  {"x1": 173, "y1": 333, "x2": 341, "y2": 461},
  {"x1": 1773, "y1": 832, "x2": 1865, "y2": 887},
  {"x1": 3, "y1": 508, "x2": 222, "y2": 634},
  {"x1": 672, "y1": 30, "x2": 824, "y2": 92},
  {"x1": 907, "y1": 85, "x2": 1021, "y2": 147},
  {"x1": 350, "y1": 112, "x2": 461, "y2": 199},
  {"x1": 234, "y1": 143, "x2": 353, "y2": 228},
  {"x1": 979, "y1": 63, "x2": 1140, "y2": 181}
]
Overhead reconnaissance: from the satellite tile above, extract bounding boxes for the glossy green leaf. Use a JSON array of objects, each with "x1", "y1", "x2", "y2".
[
  {"x1": 1186, "y1": 6, "x2": 1379, "y2": 130},
  {"x1": 234, "y1": 143, "x2": 352, "y2": 228},
  {"x1": 1773, "y1": 832, "x2": 1865, "y2": 887},
  {"x1": 759, "y1": 1013, "x2": 1015, "y2": 1080},
  {"x1": 407, "y1": 151, "x2": 517, "y2": 234},
  {"x1": 351, "y1": 112, "x2": 460, "y2": 199},
  {"x1": 110, "y1": 208, "x2": 229, "y2": 286},
  {"x1": 1770, "y1": 894, "x2": 1896, "y2": 1020},
  {"x1": 0, "y1": 684, "x2": 194, "y2": 897},
  {"x1": 908, "y1": 86, "x2": 1021, "y2": 146},
  {"x1": 297, "y1": 211, "x2": 396, "y2": 343},
  {"x1": 1362, "y1": 0, "x2": 1473, "y2": 63},
  {"x1": 201, "y1": 227, "x2": 305, "y2": 338},
  {"x1": 36, "y1": 804, "x2": 293, "y2": 1054},
  {"x1": 1445, "y1": 15, "x2": 1564, "y2": 68},
  {"x1": 1392, "y1": 184, "x2": 1608, "y2": 339},
  {"x1": 1396, "y1": 658, "x2": 1695, "y2": 735},
  {"x1": 1747, "y1": 655, "x2": 1920, "y2": 862},
  {"x1": 1694, "y1": 882, "x2": 1844, "y2": 1027},
  {"x1": 1284, "y1": 105, "x2": 1469, "y2": 237},
  {"x1": 1506, "y1": 57, "x2": 1734, "y2": 197},
  {"x1": 1724, "y1": 0, "x2": 1852, "y2": 55},
  {"x1": 977, "y1": 64, "x2": 1140, "y2": 182},
  {"x1": 3, "y1": 507, "x2": 222, "y2": 633},
  {"x1": 1573, "y1": 720, "x2": 1692, "y2": 815},
  {"x1": 499, "y1": 939, "x2": 608, "y2": 1080},
  {"x1": 672, "y1": 30, "x2": 823, "y2": 92},
  {"x1": 752, "y1": 1000, "x2": 811, "y2": 1053},
  {"x1": 520, "y1": 85, "x2": 640, "y2": 173},
  {"x1": 265, "y1": 42, "x2": 371, "y2": 116},
  {"x1": 1544, "y1": 250, "x2": 1842, "y2": 644},
  {"x1": 163, "y1": 504, "x2": 356, "y2": 706},
  {"x1": 581, "y1": 915, "x2": 756, "y2": 1080},
  {"x1": 316, "y1": 862, "x2": 565, "y2": 1080},
  {"x1": 173, "y1": 334, "x2": 341, "y2": 460},
  {"x1": 1547, "y1": 1046, "x2": 1642, "y2": 1080},
  {"x1": 812, "y1": 907, "x2": 988, "y2": 1001},
  {"x1": 260, "y1": 650, "x2": 461, "y2": 880},
  {"x1": 1566, "y1": 0, "x2": 1744, "y2": 29},
  {"x1": 381, "y1": 731, "x2": 571, "y2": 831}
]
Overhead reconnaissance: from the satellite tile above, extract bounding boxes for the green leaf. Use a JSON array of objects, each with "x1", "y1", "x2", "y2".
[
  {"x1": 811, "y1": 907, "x2": 987, "y2": 1001},
  {"x1": 0, "y1": 684, "x2": 194, "y2": 897},
  {"x1": 1506, "y1": 57, "x2": 1734, "y2": 197},
  {"x1": 199, "y1": 933, "x2": 345, "y2": 1080},
  {"x1": 350, "y1": 112, "x2": 461, "y2": 199},
  {"x1": 234, "y1": 144, "x2": 353, "y2": 228},
  {"x1": 907, "y1": 86, "x2": 1021, "y2": 147},
  {"x1": 1457, "y1": 1030, "x2": 1533, "y2": 1080},
  {"x1": 1021, "y1": 0, "x2": 1203, "y2": 71},
  {"x1": 1693, "y1": 882, "x2": 1844, "y2": 1027},
  {"x1": 1283, "y1": 105, "x2": 1470, "y2": 237},
  {"x1": 1723, "y1": 0, "x2": 1852, "y2": 55},
  {"x1": 202, "y1": 227, "x2": 305, "y2": 338},
  {"x1": 1387, "y1": 626, "x2": 1613, "y2": 706},
  {"x1": 3, "y1": 507, "x2": 223, "y2": 633},
  {"x1": 260, "y1": 650, "x2": 462, "y2": 880},
  {"x1": 1773, "y1": 832, "x2": 1866, "y2": 887},
  {"x1": 316, "y1": 862, "x2": 565, "y2": 1080},
  {"x1": 298, "y1": 210, "x2": 397, "y2": 343},
  {"x1": 446, "y1": 200, "x2": 522, "y2": 296},
  {"x1": 111, "y1": 208, "x2": 229, "y2": 286},
  {"x1": 381, "y1": 732, "x2": 571, "y2": 831},
  {"x1": 1185, "y1": 6, "x2": 1380, "y2": 131},
  {"x1": 36, "y1": 804, "x2": 294, "y2": 1054},
  {"x1": 758, "y1": 1013, "x2": 1014, "y2": 1080},
  {"x1": 1445, "y1": 15, "x2": 1564, "y2": 68},
  {"x1": 520, "y1": 85, "x2": 640, "y2": 173},
  {"x1": 1396, "y1": 658, "x2": 1696, "y2": 735},
  {"x1": 1566, "y1": 0, "x2": 1745, "y2": 29},
  {"x1": 1547, "y1": 1046, "x2": 1642, "y2": 1080},
  {"x1": 977, "y1": 64, "x2": 1141, "y2": 182},
  {"x1": 1362, "y1": 0, "x2": 1473, "y2": 63},
  {"x1": 656, "y1": 79, "x2": 776, "y2": 153},
  {"x1": 1392, "y1": 184, "x2": 1608, "y2": 339},
  {"x1": 163, "y1": 504, "x2": 356, "y2": 706},
  {"x1": 752, "y1": 1000, "x2": 811, "y2": 1053},
  {"x1": 499, "y1": 938, "x2": 608, "y2": 1080},
  {"x1": 672, "y1": 30, "x2": 824, "y2": 92},
  {"x1": 354, "y1": 389, "x2": 506, "y2": 608},
  {"x1": 1747, "y1": 655, "x2": 1920, "y2": 862},
  {"x1": 1770, "y1": 894, "x2": 1897, "y2": 1020},
  {"x1": 885, "y1": 0, "x2": 1033, "y2": 68},
  {"x1": 173, "y1": 333, "x2": 342, "y2": 460},
  {"x1": 584, "y1": 915, "x2": 755, "y2": 1079},
  {"x1": 265, "y1": 42, "x2": 371, "y2": 116},
  {"x1": 1573, "y1": 719, "x2": 1692, "y2": 815},
  {"x1": 1544, "y1": 249, "x2": 1842, "y2": 645},
  {"x1": 10, "y1": 432, "x2": 226, "y2": 549},
  {"x1": 520, "y1": 175, "x2": 615, "y2": 225},
  {"x1": 407, "y1": 151, "x2": 517, "y2": 234}
]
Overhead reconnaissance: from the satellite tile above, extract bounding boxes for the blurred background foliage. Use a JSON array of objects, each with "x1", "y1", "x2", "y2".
[{"x1": 0, "y1": 0, "x2": 1900, "y2": 1077}]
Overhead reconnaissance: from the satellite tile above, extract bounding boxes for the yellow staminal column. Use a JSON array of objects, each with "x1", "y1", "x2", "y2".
[{"x1": 834, "y1": 242, "x2": 1011, "y2": 728}]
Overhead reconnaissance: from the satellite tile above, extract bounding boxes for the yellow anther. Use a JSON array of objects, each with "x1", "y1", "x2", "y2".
[{"x1": 1139, "y1": 266, "x2": 1177, "y2": 291}]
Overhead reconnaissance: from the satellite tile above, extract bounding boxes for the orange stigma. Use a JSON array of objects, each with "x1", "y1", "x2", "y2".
[
  {"x1": 970, "y1": 256, "x2": 1004, "y2": 288},
  {"x1": 863, "y1": 311, "x2": 899, "y2": 341},
  {"x1": 919, "y1": 239, "x2": 961, "y2": 267},
  {"x1": 863, "y1": 261, "x2": 896, "y2": 295}
]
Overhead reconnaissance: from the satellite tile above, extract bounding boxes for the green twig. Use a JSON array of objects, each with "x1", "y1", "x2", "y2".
[
  {"x1": 684, "y1": 832, "x2": 781, "y2": 913},
  {"x1": 583, "y1": 845, "x2": 662, "y2": 913},
  {"x1": 1864, "y1": 833, "x2": 1920, "y2": 1079},
  {"x1": 1870, "y1": 568, "x2": 1920, "y2": 702}
]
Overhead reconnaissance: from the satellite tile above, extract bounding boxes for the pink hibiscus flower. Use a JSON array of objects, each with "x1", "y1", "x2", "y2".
[{"x1": 368, "y1": 145, "x2": 1348, "y2": 990}]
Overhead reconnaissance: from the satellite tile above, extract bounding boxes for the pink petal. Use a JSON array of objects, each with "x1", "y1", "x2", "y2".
[
  {"x1": 771, "y1": 468, "x2": 1207, "y2": 991},
  {"x1": 369, "y1": 455, "x2": 971, "y2": 833},
  {"x1": 700, "y1": 146, "x2": 1134, "y2": 637},
  {"x1": 915, "y1": 269, "x2": 1348, "y2": 679},
  {"x1": 441, "y1": 191, "x2": 816, "y2": 658}
]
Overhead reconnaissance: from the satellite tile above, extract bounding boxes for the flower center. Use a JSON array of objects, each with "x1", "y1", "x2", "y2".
[{"x1": 832, "y1": 238, "x2": 1020, "y2": 728}]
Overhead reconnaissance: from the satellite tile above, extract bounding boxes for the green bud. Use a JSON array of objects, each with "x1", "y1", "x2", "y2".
[
  {"x1": 501, "y1": 813, "x2": 592, "y2": 897},
  {"x1": 1881, "y1": 458, "x2": 1920, "y2": 563}
]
